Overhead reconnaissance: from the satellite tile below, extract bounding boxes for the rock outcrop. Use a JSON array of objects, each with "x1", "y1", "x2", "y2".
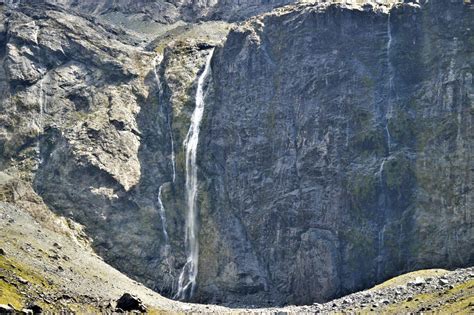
[
  {"x1": 0, "y1": 0, "x2": 472, "y2": 308},
  {"x1": 47, "y1": 0, "x2": 297, "y2": 23}
]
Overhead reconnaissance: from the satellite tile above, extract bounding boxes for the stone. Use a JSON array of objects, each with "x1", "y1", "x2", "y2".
[
  {"x1": 116, "y1": 293, "x2": 147, "y2": 313},
  {"x1": 413, "y1": 277, "x2": 426, "y2": 286},
  {"x1": 0, "y1": 304, "x2": 14, "y2": 314},
  {"x1": 17, "y1": 276, "x2": 28, "y2": 284},
  {"x1": 439, "y1": 278, "x2": 449, "y2": 286},
  {"x1": 0, "y1": 248, "x2": 5, "y2": 255},
  {"x1": 26, "y1": 304, "x2": 42, "y2": 314}
]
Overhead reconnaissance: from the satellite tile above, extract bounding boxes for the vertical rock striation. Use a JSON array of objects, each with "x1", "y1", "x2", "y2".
[
  {"x1": 196, "y1": 0, "x2": 473, "y2": 305},
  {"x1": 0, "y1": 0, "x2": 472, "y2": 308}
]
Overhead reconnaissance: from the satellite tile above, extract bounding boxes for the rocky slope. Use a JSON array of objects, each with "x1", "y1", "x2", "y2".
[
  {"x1": 0, "y1": 0, "x2": 473, "y2": 310},
  {"x1": 1, "y1": 199, "x2": 473, "y2": 313}
]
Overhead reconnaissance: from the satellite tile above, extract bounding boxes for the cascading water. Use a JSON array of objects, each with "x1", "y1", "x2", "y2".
[
  {"x1": 169, "y1": 119, "x2": 177, "y2": 183},
  {"x1": 158, "y1": 185, "x2": 170, "y2": 247},
  {"x1": 152, "y1": 55, "x2": 177, "y2": 182},
  {"x1": 385, "y1": 12, "x2": 394, "y2": 154},
  {"x1": 175, "y1": 48, "x2": 214, "y2": 300},
  {"x1": 378, "y1": 11, "x2": 395, "y2": 279},
  {"x1": 151, "y1": 55, "x2": 172, "y2": 250},
  {"x1": 35, "y1": 78, "x2": 47, "y2": 165}
]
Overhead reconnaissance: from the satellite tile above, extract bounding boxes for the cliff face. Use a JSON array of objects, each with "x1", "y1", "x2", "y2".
[
  {"x1": 0, "y1": 0, "x2": 472, "y2": 308},
  {"x1": 47, "y1": 0, "x2": 296, "y2": 23},
  {"x1": 196, "y1": 0, "x2": 473, "y2": 305}
]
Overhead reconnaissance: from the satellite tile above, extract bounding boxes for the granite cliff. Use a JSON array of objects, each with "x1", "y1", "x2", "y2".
[{"x1": 0, "y1": 0, "x2": 472, "y2": 309}]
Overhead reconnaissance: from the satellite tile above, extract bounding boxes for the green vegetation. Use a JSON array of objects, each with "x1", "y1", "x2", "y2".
[
  {"x1": 0, "y1": 255, "x2": 49, "y2": 309},
  {"x1": 351, "y1": 128, "x2": 386, "y2": 157},
  {"x1": 361, "y1": 76, "x2": 375, "y2": 89},
  {"x1": 352, "y1": 269, "x2": 474, "y2": 314},
  {"x1": 0, "y1": 278, "x2": 23, "y2": 310},
  {"x1": 341, "y1": 228, "x2": 376, "y2": 261},
  {"x1": 384, "y1": 154, "x2": 413, "y2": 193},
  {"x1": 347, "y1": 171, "x2": 377, "y2": 216},
  {"x1": 387, "y1": 109, "x2": 415, "y2": 146}
]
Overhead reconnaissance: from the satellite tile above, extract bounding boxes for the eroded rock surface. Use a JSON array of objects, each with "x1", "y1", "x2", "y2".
[
  {"x1": 0, "y1": 0, "x2": 472, "y2": 308},
  {"x1": 196, "y1": 0, "x2": 473, "y2": 305}
]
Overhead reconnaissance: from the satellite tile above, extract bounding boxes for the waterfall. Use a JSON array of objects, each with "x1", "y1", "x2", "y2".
[
  {"x1": 158, "y1": 184, "x2": 170, "y2": 244},
  {"x1": 176, "y1": 48, "x2": 214, "y2": 300},
  {"x1": 152, "y1": 55, "x2": 177, "y2": 183},
  {"x1": 378, "y1": 158, "x2": 386, "y2": 185},
  {"x1": 378, "y1": 12, "x2": 394, "y2": 273},
  {"x1": 151, "y1": 55, "x2": 174, "y2": 262},
  {"x1": 385, "y1": 12, "x2": 394, "y2": 154},
  {"x1": 377, "y1": 224, "x2": 387, "y2": 279},
  {"x1": 169, "y1": 119, "x2": 177, "y2": 183},
  {"x1": 36, "y1": 78, "x2": 46, "y2": 165}
]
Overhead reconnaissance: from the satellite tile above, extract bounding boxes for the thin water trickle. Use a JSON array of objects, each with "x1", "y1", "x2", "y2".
[
  {"x1": 377, "y1": 224, "x2": 387, "y2": 278},
  {"x1": 169, "y1": 119, "x2": 177, "y2": 183},
  {"x1": 386, "y1": 12, "x2": 394, "y2": 154},
  {"x1": 158, "y1": 184, "x2": 170, "y2": 244},
  {"x1": 378, "y1": 158, "x2": 386, "y2": 185},
  {"x1": 36, "y1": 78, "x2": 47, "y2": 165},
  {"x1": 151, "y1": 55, "x2": 173, "y2": 263},
  {"x1": 176, "y1": 48, "x2": 214, "y2": 300},
  {"x1": 152, "y1": 55, "x2": 177, "y2": 183}
]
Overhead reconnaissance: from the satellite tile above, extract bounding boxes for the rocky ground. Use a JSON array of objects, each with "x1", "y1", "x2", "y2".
[{"x1": 1, "y1": 200, "x2": 473, "y2": 313}]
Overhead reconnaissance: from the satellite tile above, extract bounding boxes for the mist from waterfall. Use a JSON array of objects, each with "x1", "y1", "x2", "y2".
[{"x1": 175, "y1": 48, "x2": 214, "y2": 300}]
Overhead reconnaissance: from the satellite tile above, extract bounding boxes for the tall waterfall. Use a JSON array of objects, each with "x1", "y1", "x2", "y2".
[
  {"x1": 176, "y1": 48, "x2": 214, "y2": 300},
  {"x1": 385, "y1": 12, "x2": 394, "y2": 153},
  {"x1": 152, "y1": 55, "x2": 177, "y2": 182},
  {"x1": 378, "y1": 12, "x2": 394, "y2": 280},
  {"x1": 152, "y1": 55, "x2": 172, "y2": 247}
]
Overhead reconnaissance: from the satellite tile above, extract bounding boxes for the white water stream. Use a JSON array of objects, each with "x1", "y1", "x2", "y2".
[
  {"x1": 176, "y1": 48, "x2": 214, "y2": 300},
  {"x1": 35, "y1": 77, "x2": 47, "y2": 165},
  {"x1": 151, "y1": 55, "x2": 174, "y2": 245},
  {"x1": 386, "y1": 13, "x2": 394, "y2": 153},
  {"x1": 152, "y1": 56, "x2": 177, "y2": 183}
]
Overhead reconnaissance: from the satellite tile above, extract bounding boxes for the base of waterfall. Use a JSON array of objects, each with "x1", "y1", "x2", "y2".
[{"x1": 1, "y1": 202, "x2": 473, "y2": 313}]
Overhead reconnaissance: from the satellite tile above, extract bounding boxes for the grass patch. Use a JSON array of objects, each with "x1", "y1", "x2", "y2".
[
  {"x1": 0, "y1": 279, "x2": 24, "y2": 310},
  {"x1": 371, "y1": 269, "x2": 448, "y2": 291}
]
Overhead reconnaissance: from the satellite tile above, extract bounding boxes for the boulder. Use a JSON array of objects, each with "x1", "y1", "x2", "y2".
[
  {"x1": 115, "y1": 293, "x2": 147, "y2": 313},
  {"x1": 0, "y1": 304, "x2": 14, "y2": 314}
]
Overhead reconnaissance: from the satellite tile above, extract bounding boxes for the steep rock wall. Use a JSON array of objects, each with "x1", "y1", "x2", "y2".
[
  {"x1": 0, "y1": 0, "x2": 472, "y2": 308},
  {"x1": 195, "y1": 0, "x2": 473, "y2": 305}
]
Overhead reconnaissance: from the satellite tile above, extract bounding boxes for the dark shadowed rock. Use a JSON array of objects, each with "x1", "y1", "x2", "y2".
[
  {"x1": 26, "y1": 304, "x2": 42, "y2": 314},
  {"x1": 116, "y1": 293, "x2": 147, "y2": 313},
  {"x1": 0, "y1": 304, "x2": 14, "y2": 314}
]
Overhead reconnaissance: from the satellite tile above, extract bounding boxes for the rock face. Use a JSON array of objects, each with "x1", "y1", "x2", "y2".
[
  {"x1": 0, "y1": 0, "x2": 472, "y2": 308},
  {"x1": 193, "y1": 0, "x2": 473, "y2": 305},
  {"x1": 195, "y1": 0, "x2": 473, "y2": 305},
  {"x1": 47, "y1": 0, "x2": 297, "y2": 23}
]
